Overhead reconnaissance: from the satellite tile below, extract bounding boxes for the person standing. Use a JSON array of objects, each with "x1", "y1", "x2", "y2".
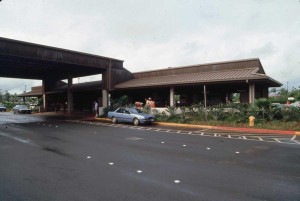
[
  {"x1": 150, "y1": 98, "x2": 155, "y2": 108},
  {"x1": 93, "y1": 100, "x2": 98, "y2": 117}
]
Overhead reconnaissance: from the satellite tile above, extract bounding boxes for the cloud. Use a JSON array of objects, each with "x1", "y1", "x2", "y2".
[{"x1": 0, "y1": 0, "x2": 300, "y2": 93}]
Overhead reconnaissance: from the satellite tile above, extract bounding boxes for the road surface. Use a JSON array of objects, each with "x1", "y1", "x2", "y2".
[{"x1": 0, "y1": 112, "x2": 299, "y2": 201}]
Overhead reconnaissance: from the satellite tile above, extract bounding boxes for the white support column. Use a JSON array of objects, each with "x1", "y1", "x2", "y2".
[
  {"x1": 67, "y1": 78, "x2": 73, "y2": 113},
  {"x1": 249, "y1": 83, "x2": 255, "y2": 104},
  {"x1": 204, "y1": 85, "x2": 208, "y2": 121},
  {"x1": 102, "y1": 89, "x2": 109, "y2": 108},
  {"x1": 204, "y1": 85, "x2": 207, "y2": 109},
  {"x1": 42, "y1": 93, "x2": 47, "y2": 112},
  {"x1": 170, "y1": 87, "x2": 175, "y2": 107},
  {"x1": 42, "y1": 80, "x2": 47, "y2": 112}
]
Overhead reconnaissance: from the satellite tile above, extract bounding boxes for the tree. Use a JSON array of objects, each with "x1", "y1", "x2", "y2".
[
  {"x1": 289, "y1": 87, "x2": 300, "y2": 100},
  {"x1": 278, "y1": 88, "x2": 288, "y2": 98},
  {"x1": 4, "y1": 90, "x2": 10, "y2": 101}
]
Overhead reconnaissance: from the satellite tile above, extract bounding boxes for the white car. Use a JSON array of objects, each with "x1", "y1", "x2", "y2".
[{"x1": 13, "y1": 105, "x2": 32, "y2": 114}]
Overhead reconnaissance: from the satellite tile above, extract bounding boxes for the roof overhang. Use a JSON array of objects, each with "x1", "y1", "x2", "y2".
[{"x1": 0, "y1": 37, "x2": 123, "y2": 80}]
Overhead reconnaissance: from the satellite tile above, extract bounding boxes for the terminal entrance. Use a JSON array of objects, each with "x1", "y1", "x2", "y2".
[{"x1": 0, "y1": 37, "x2": 132, "y2": 113}]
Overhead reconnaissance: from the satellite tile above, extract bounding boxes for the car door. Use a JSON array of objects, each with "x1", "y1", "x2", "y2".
[
  {"x1": 123, "y1": 109, "x2": 132, "y2": 123},
  {"x1": 115, "y1": 108, "x2": 124, "y2": 122}
]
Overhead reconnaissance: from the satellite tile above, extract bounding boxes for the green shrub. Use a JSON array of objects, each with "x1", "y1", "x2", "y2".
[
  {"x1": 166, "y1": 106, "x2": 177, "y2": 117},
  {"x1": 255, "y1": 98, "x2": 271, "y2": 109},
  {"x1": 208, "y1": 104, "x2": 226, "y2": 121}
]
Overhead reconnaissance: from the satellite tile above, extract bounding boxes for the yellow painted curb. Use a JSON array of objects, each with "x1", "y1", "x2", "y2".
[
  {"x1": 295, "y1": 131, "x2": 300, "y2": 135},
  {"x1": 96, "y1": 117, "x2": 111, "y2": 122},
  {"x1": 155, "y1": 122, "x2": 213, "y2": 129}
]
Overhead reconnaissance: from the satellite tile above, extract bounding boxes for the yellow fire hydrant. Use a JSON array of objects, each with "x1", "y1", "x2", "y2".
[{"x1": 249, "y1": 116, "x2": 255, "y2": 127}]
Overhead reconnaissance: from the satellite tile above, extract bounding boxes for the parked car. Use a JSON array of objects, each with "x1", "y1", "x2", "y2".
[
  {"x1": 0, "y1": 104, "x2": 6, "y2": 112},
  {"x1": 13, "y1": 105, "x2": 32, "y2": 114},
  {"x1": 107, "y1": 107, "x2": 155, "y2": 126}
]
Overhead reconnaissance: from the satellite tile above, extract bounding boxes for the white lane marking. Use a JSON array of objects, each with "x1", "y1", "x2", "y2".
[
  {"x1": 214, "y1": 134, "x2": 217, "y2": 137},
  {"x1": 228, "y1": 135, "x2": 231, "y2": 138},
  {"x1": 242, "y1": 136, "x2": 247, "y2": 139},
  {"x1": 187, "y1": 132, "x2": 192, "y2": 134},
  {"x1": 161, "y1": 142, "x2": 165, "y2": 144},
  {"x1": 250, "y1": 135, "x2": 288, "y2": 138},
  {"x1": 86, "y1": 156, "x2": 91, "y2": 159},
  {"x1": 126, "y1": 137, "x2": 143, "y2": 141},
  {"x1": 258, "y1": 137, "x2": 263, "y2": 141},
  {"x1": 108, "y1": 162, "x2": 114, "y2": 165},
  {"x1": 174, "y1": 180, "x2": 181, "y2": 184},
  {"x1": 177, "y1": 131, "x2": 181, "y2": 133},
  {"x1": 206, "y1": 147, "x2": 210, "y2": 150},
  {"x1": 235, "y1": 151, "x2": 240, "y2": 154},
  {"x1": 137, "y1": 170, "x2": 143, "y2": 174},
  {"x1": 291, "y1": 135, "x2": 296, "y2": 140},
  {"x1": 0, "y1": 132, "x2": 38, "y2": 147},
  {"x1": 292, "y1": 140, "x2": 300, "y2": 144},
  {"x1": 274, "y1": 138, "x2": 282, "y2": 143},
  {"x1": 182, "y1": 144, "x2": 187, "y2": 147}
]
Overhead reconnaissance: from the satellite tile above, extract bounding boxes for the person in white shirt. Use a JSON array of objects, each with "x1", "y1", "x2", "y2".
[{"x1": 93, "y1": 100, "x2": 98, "y2": 117}]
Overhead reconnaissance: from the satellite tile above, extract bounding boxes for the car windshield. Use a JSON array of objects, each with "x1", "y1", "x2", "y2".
[
  {"x1": 129, "y1": 108, "x2": 142, "y2": 114},
  {"x1": 19, "y1": 105, "x2": 28, "y2": 109}
]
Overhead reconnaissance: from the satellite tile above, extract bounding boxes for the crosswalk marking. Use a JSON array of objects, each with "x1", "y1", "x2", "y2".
[{"x1": 67, "y1": 120, "x2": 300, "y2": 145}]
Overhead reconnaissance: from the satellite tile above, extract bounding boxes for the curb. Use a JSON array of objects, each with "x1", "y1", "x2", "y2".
[{"x1": 96, "y1": 117, "x2": 300, "y2": 136}]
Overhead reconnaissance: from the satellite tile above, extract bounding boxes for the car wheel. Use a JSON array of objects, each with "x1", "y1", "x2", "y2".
[
  {"x1": 112, "y1": 117, "x2": 117, "y2": 124},
  {"x1": 133, "y1": 118, "x2": 140, "y2": 126}
]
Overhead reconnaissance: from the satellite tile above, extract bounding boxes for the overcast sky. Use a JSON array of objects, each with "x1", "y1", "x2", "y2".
[{"x1": 0, "y1": 0, "x2": 299, "y2": 94}]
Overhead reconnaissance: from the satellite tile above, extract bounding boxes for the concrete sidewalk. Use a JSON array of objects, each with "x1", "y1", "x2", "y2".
[{"x1": 96, "y1": 117, "x2": 300, "y2": 135}]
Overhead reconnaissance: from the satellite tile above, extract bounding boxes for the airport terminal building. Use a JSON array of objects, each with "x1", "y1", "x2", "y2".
[{"x1": 0, "y1": 37, "x2": 281, "y2": 112}]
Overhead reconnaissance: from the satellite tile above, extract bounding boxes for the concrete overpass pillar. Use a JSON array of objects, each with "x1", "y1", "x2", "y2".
[
  {"x1": 102, "y1": 89, "x2": 109, "y2": 108},
  {"x1": 42, "y1": 93, "x2": 47, "y2": 112},
  {"x1": 170, "y1": 87, "x2": 175, "y2": 107},
  {"x1": 67, "y1": 78, "x2": 73, "y2": 113}
]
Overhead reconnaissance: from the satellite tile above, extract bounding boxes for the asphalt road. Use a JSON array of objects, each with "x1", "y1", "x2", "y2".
[{"x1": 0, "y1": 112, "x2": 299, "y2": 201}]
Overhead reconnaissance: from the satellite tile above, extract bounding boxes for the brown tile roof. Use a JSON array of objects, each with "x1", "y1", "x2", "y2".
[
  {"x1": 115, "y1": 67, "x2": 281, "y2": 89},
  {"x1": 17, "y1": 86, "x2": 43, "y2": 97}
]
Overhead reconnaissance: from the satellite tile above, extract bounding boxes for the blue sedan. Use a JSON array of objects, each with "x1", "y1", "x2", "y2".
[{"x1": 107, "y1": 107, "x2": 155, "y2": 126}]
